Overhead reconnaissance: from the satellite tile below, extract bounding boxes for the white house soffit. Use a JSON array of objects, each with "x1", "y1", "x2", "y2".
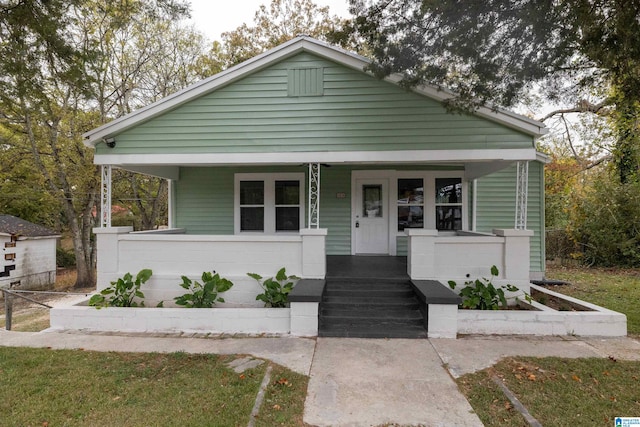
[
  {"x1": 93, "y1": 148, "x2": 538, "y2": 166},
  {"x1": 464, "y1": 160, "x2": 515, "y2": 180},
  {"x1": 117, "y1": 165, "x2": 180, "y2": 180},
  {"x1": 82, "y1": 37, "x2": 369, "y2": 147}
]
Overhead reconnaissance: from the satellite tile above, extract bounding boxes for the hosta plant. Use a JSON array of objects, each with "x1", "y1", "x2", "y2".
[
  {"x1": 89, "y1": 269, "x2": 153, "y2": 308},
  {"x1": 174, "y1": 271, "x2": 233, "y2": 308},
  {"x1": 248, "y1": 267, "x2": 300, "y2": 308}
]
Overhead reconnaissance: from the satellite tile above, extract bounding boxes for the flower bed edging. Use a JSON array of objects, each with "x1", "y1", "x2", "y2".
[
  {"x1": 50, "y1": 302, "x2": 292, "y2": 335},
  {"x1": 457, "y1": 284, "x2": 627, "y2": 336}
]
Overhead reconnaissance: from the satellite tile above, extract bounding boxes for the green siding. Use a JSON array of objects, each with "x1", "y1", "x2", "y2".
[
  {"x1": 175, "y1": 165, "x2": 306, "y2": 234},
  {"x1": 175, "y1": 168, "x2": 234, "y2": 234},
  {"x1": 99, "y1": 52, "x2": 533, "y2": 156},
  {"x1": 319, "y1": 166, "x2": 352, "y2": 254},
  {"x1": 475, "y1": 162, "x2": 545, "y2": 273}
]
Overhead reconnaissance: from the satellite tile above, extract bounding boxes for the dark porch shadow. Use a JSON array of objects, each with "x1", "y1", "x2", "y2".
[{"x1": 326, "y1": 255, "x2": 408, "y2": 279}]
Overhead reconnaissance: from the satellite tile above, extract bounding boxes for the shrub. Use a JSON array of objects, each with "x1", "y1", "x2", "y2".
[
  {"x1": 568, "y1": 175, "x2": 640, "y2": 267},
  {"x1": 247, "y1": 267, "x2": 299, "y2": 308},
  {"x1": 174, "y1": 271, "x2": 233, "y2": 308},
  {"x1": 56, "y1": 247, "x2": 76, "y2": 268},
  {"x1": 89, "y1": 269, "x2": 152, "y2": 308},
  {"x1": 448, "y1": 266, "x2": 522, "y2": 310}
]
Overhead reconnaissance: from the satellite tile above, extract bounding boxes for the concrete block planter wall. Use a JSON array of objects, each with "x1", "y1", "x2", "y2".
[
  {"x1": 50, "y1": 302, "x2": 295, "y2": 335},
  {"x1": 457, "y1": 284, "x2": 627, "y2": 337}
]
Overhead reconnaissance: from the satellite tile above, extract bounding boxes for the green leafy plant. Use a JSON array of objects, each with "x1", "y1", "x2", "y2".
[
  {"x1": 247, "y1": 267, "x2": 300, "y2": 308},
  {"x1": 448, "y1": 265, "x2": 521, "y2": 310},
  {"x1": 174, "y1": 271, "x2": 233, "y2": 308},
  {"x1": 89, "y1": 269, "x2": 153, "y2": 308}
]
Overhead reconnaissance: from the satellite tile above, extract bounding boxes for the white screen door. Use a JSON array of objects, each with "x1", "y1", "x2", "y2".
[{"x1": 354, "y1": 179, "x2": 389, "y2": 254}]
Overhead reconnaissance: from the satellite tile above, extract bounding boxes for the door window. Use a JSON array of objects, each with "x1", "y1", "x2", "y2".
[{"x1": 362, "y1": 184, "x2": 383, "y2": 218}]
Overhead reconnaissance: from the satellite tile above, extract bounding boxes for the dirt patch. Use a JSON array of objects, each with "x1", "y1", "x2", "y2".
[{"x1": 531, "y1": 288, "x2": 594, "y2": 311}]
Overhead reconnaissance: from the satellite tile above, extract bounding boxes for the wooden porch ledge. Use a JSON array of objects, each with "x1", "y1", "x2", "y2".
[
  {"x1": 410, "y1": 280, "x2": 462, "y2": 305},
  {"x1": 288, "y1": 279, "x2": 326, "y2": 303}
]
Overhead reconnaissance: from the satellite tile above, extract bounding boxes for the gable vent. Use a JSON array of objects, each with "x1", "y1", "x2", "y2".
[{"x1": 288, "y1": 67, "x2": 324, "y2": 97}]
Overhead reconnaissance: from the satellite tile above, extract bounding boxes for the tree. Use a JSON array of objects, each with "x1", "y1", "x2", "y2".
[
  {"x1": 0, "y1": 0, "x2": 200, "y2": 287},
  {"x1": 347, "y1": 0, "x2": 640, "y2": 182},
  {"x1": 203, "y1": 0, "x2": 350, "y2": 72}
]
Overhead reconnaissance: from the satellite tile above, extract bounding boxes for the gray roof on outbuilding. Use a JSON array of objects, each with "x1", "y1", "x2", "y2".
[{"x1": 0, "y1": 214, "x2": 60, "y2": 238}]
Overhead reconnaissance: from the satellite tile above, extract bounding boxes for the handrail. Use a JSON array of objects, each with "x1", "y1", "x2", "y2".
[{"x1": 1, "y1": 289, "x2": 91, "y2": 331}]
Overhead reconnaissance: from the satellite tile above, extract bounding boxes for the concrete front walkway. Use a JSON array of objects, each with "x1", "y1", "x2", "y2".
[
  {"x1": 305, "y1": 338, "x2": 483, "y2": 427},
  {"x1": 1, "y1": 329, "x2": 639, "y2": 426}
]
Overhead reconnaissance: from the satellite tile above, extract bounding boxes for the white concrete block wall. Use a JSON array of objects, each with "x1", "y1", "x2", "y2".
[
  {"x1": 405, "y1": 229, "x2": 533, "y2": 295},
  {"x1": 50, "y1": 305, "x2": 291, "y2": 334},
  {"x1": 427, "y1": 304, "x2": 457, "y2": 338},
  {"x1": 290, "y1": 302, "x2": 319, "y2": 336},
  {"x1": 93, "y1": 228, "x2": 327, "y2": 300}
]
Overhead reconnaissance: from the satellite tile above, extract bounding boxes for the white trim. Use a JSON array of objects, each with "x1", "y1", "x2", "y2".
[
  {"x1": 93, "y1": 148, "x2": 539, "y2": 166},
  {"x1": 83, "y1": 36, "x2": 546, "y2": 147},
  {"x1": 234, "y1": 172, "x2": 305, "y2": 235}
]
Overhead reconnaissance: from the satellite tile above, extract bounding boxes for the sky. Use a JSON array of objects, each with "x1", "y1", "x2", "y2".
[{"x1": 187, "y1": 0, "x2": 352, "y2": 41}]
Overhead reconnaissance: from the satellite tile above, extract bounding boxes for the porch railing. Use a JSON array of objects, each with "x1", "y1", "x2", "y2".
[
  {"x1": 405, "y1": 228, "x2": 534, "y2": 290},
  {"x1": 93, "y1": 227, "x2": 327, "y2": 305}
]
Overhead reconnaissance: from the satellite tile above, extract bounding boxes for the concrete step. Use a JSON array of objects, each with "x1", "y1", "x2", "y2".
[
  {"x1": 319, "y1": 324, "x2": 427, "y2": 339},
  {"x1": 321, "y1": 307, "x2": 423, "y2": 319},
  {"x1": 323, "y1": 288, "x2": 415, "y2": 298},
  {"x1": 321, "y1": 297, "x2": 420, "y2": 309}
]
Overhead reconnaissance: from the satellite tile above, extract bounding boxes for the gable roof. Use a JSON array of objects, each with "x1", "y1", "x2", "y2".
[
  {"x1": 0, "y1": 214, "x2": 60, "y2": 238},
  {"x1": 83, "y1": 36, "x2": 546, "y2": 147}
]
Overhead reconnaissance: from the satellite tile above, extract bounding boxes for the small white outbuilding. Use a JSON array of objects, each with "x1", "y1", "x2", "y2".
[{"x1": 0, "y1": 214, "x2": 60, "y2": 291}]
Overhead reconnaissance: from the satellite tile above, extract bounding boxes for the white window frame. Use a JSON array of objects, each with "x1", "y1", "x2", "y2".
[
  {"x1": 392, "y1": 170, "x2": 468, "y2": 235},
  {"x1": 234, "y1": 173, "x2": 305, "y2": 234}
]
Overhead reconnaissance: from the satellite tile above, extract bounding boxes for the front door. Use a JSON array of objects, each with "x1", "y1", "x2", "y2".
[{"x1": 354, "y1": 178, "x2": 389, "y2": 254}]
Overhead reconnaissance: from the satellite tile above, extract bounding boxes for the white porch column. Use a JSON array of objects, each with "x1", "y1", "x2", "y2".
[
  {"x1": 299, "y1": 228, "x2": 327, "y2": 278},
  {"x1": 100, "y1": 165, "x2": 112, "y2": 228},
  {"x1": 92, "y1": 226, "x2": 132, "y2": 290},
  {"x1": 167, "y1": 179, "x2": 175, "y2": 228},
  {"x1": 493, "y1": 228, "x2": 534, "y2": 291},
  {"x1": 515, "y1": 161, "x2": 529, "y2": 230},
  {"x1": 308, "y1": 163, "x2": 320, "y2": 228},
  {"x1": 405, "y1": 229, "x2": 439, "y2": 279}
]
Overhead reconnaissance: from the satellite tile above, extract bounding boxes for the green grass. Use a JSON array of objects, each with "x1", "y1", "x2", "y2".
[
  {"x1": 255, "y1": 364, "x2": 309, "y2": 426},
  {"x1": 458, "y1": 357, "x2": 640, "y2": 427},
  {"x1": 0, "y1": 347, "x2": 308, "y2": 426},
  {"x1": 546, "y1": 266, "x2": 640, "y2": 335}
]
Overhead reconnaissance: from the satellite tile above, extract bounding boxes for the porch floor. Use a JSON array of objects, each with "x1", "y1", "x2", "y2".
[{"x1": 326, "y1": 255, "x2": 408, "y2": 279}]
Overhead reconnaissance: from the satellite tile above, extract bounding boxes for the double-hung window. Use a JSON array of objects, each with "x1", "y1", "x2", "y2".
[
  {"x1": 397, "y1": 178, "x2": 424, "y2": 231},
  {"x1": 435, "y1": 178, "x2": 463, "y2": 231},
  {"x1": 235, "y1": 173, "x2": 304, "y2": 234}
]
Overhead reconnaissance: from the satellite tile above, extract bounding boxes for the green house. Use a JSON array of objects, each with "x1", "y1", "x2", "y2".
[{"x1": 83, "y1": 37, "x2": 547, "y2": 318}]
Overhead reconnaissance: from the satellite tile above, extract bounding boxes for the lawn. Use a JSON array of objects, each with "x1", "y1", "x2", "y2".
[
  {"x1": 0, "y1": 347, "x2": 308, "y2": 426},
  {"x1": 458, "y1": 356, "x2": 640, "y2": 427},
  {"x1": 545, "y1": 265, "x2": 640, "y2": 335}
]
